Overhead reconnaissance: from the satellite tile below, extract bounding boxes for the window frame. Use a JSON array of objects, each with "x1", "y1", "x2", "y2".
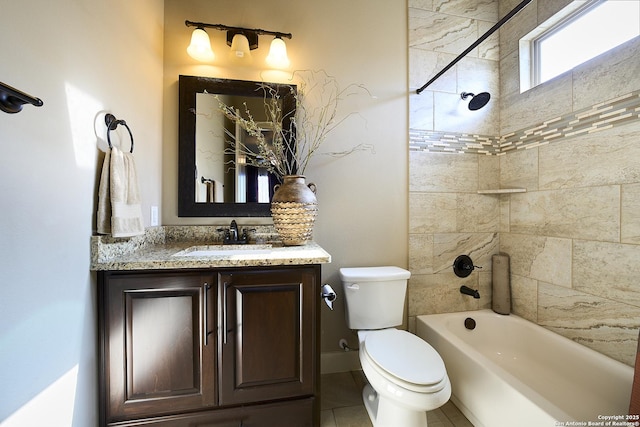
[{"x1": 520, "y1": 0, "x2": 640, "y2": 92}]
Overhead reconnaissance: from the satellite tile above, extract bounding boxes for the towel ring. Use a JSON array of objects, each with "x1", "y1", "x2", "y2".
[{"x1": 105, "y1": 113, "x2": 134, "y2": 153}]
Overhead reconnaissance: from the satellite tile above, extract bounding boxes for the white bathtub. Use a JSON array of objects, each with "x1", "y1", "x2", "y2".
[{"x1": 416, "y1": 310, "x2": 634, "y2": 427}]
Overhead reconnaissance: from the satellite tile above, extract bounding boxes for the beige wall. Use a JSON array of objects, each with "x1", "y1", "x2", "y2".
[
  {"x1": 0, "y1": 0, "x2": 164, "y2": 425},
  {"x1": 408, "y1": 0, "x2": 640, "y2": 366},
  {"x1": 162, "y1": 0, "x2": 408, "y2": 364}
]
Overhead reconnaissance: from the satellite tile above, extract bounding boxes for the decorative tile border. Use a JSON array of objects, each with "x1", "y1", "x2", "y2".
[
  {"x1": 409, "y1": 130, "x2": 502, "y2": 155},
  {"x1": 410, "y1": 90, "x2": 640, "y2": 155}
]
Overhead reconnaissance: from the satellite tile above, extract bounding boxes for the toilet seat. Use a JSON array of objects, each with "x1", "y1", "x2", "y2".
[{"x1": 362, "y1": 329, "x2": 447, "y2": 393}]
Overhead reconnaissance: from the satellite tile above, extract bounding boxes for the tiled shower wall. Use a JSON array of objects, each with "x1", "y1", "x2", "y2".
[{"x1": 408, "y1": 0, "x2": 640, "y2": 366}]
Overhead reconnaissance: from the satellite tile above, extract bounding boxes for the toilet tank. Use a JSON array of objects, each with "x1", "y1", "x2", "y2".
[{"x1": 339, "y1": 266, "x2": 411, "y2": 330}]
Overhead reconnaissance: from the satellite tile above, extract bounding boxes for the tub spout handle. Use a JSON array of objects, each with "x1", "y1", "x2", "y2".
[{"x1": 460, "y1": 285, "x2": 480, "y2": 299}]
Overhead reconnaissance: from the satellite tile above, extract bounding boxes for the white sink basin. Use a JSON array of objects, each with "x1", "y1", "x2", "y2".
[{"x1": 173, "y1": 244, "x2": 273, "y2": 257}]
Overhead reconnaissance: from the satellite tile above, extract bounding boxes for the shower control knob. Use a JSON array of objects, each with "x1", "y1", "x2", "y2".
[{"x1": 453, "y1": 255, "x2": 482, "y2": 277}]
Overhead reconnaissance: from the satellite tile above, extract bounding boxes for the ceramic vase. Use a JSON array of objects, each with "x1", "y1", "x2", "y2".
[{"x1": 270, "y1": 175, "x2": 318, "y2": 246}]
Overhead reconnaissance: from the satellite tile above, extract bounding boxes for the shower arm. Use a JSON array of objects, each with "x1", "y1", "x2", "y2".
[{"x1": 415, "y1": 0, "x2": 533, "y2": 95}]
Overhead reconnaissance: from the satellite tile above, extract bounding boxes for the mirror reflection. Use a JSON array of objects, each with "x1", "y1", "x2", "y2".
[
  {"x1": 178, "y1": 75, "x2": 296, "y2": 217},
  {"x1": 195, "y1": 93, "x2": 277, "y2": 204}
]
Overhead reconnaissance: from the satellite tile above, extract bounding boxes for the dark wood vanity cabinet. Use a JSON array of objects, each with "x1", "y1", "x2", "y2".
[{"x1": 98, "y1": 265, "x2": 320, "y2": 427}]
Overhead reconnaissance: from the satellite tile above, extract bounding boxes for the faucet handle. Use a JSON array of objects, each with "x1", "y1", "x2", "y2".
[{"x1": 240, "y1": 228, "x2": 256, "y2": 242}]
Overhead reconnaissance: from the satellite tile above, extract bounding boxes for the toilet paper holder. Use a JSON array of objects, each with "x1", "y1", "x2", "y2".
[{"x1": 321, "y1": 284, "x2": 337, "y2": 310}]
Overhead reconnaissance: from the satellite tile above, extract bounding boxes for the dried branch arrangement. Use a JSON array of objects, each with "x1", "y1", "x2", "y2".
[{"x1": 217, "y1": 70, "x2": 373, "y2": 182}]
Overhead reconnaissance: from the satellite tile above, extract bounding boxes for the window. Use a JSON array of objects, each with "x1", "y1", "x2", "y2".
[{"x1": 520, "y1": 0, "x2": 640, "y2": 91}]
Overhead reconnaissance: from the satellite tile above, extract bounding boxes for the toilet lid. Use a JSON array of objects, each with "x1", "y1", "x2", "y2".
[{"x1": 364, "y1": 329, "x2": 446, "y2": 386}]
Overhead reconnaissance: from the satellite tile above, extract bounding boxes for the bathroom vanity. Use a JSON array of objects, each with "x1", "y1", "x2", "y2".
[{"x1": 91, "y1": 227, "x2": 331, "y2": 427}]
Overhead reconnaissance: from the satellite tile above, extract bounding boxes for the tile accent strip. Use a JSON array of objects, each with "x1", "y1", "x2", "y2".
[{"x1": 410, "y1": 90, "x2": 640, "y2": 155}]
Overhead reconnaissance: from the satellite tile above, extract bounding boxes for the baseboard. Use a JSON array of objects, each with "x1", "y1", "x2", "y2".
[{"x1": 320, "y1": 350, "x2": 361, "y2": 374}]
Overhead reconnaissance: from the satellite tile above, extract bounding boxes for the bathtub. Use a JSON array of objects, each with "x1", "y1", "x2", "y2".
[{"x1": 416, "y1": 310, "x2": 634, "y2": 427}]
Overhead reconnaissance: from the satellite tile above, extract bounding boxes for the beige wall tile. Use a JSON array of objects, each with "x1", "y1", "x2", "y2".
[
  {"x1": 478, "y1": 270, "x2": 492, "y2": 309},
  {"x1": 573, "y1": 39, "x2": 640, "y2": 111},
  {"x1": 622, "y1": 183, "x2": 640, "y2": 244},
  {"x1": 477, "y1": 20, "x2": 500, "y2": 61},
  {"x1": 409, "y1": 48, "x2": 457, "y2": 92},
  {"x1": 538, "y1": 282, "x2": 640, "y2": 365},
  {"x1": 536, "y1": 0, "x2": 573, "y2": 23},
  {"x1": 408, "y1": 273, "x2": 481, "y2": 315},
  {"x1": 511, "y1": 274, "x2": 537, "y2": 322},
  {"x1": 498, "y1": 0, "x2": 537, "y2": 59},
  {"x1": 500, "y1": 233, "x2": 572, "y2": 287},
  {"x1": 409, "y1": 192, "x2": 457, "y2": 233},
  {"x1": 434, "y1": 0, "x2": 498, "y2": 21},
  {"x1": 410, "y1": 151, "x2": 478, "y2": 192},
  {"x1": 409, "y1": 233, "x2": 434, "y2": 274},
  {"x1": 478, "y1": 154, "x2": 499, "y2": 190},
  {"x1": 499, "y1": 194, "x2": 510, "y2": 233},
  {"x1": 573, "y1": 240, "x2": 640, "y2": 308},
  {"x1": 456, "y1": 193, "x2": 500, "y2": 232},
  {"x1": 409, "y1": 0, "x2": 434, "y2": 11},
  {"x1": 499, "y1": 147, "x2": 538, "y2": 190},
  {"x1": 409, "y1": 9, "x2": 478, "y2": 56},
  {"x1": 409, "y1": 91, "x2": 435, "y2": 130},
  {"x1": 433, "y1": 232, "x2": 498, "y2": 273},
  {"x1": 539, "y1": 122, "x2": 640, "y2": 190},
  {"x1": 510, "y1": 186, "x2": 620, "y2": 242},
  {"x1": 499, "y1": 73, "x2": 573, "y2": 135},
  {"x1": 499, "y1": 48, "x2": 520, "y2": 98},
  {"x1": 499, "y1": 0, "x2": 527, "y2": 18}
]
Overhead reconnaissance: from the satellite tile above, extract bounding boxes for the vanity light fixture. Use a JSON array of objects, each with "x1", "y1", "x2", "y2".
[{"x1": 185, "y1": 20, "x2": 292, "y2": 68}]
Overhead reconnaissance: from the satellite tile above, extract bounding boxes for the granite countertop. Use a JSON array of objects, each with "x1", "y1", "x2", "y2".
[{"x1": 91, "y1": 226, "x2": 331, "y2": 271}]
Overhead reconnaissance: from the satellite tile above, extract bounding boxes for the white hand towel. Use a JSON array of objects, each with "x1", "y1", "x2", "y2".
[{"x1": 97, "y1": 147, "x2": 145, "y2": 237}]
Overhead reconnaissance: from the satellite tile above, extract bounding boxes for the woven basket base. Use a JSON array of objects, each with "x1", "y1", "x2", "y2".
[{"x1": 271, "y1": 202, "x2": 318, "y2": 246}]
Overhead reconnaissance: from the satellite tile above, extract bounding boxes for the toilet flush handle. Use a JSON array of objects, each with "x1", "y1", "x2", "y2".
[{"x1": 346, "y1": 284, "x2": 360, "y2": 290}]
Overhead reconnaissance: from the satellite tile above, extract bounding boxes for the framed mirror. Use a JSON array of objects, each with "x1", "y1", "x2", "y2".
[{"x1": 178, "y1": 75, "x2": 296, "y2": 217}]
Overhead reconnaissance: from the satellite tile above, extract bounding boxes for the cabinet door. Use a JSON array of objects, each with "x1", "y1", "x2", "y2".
[
  {"x1": 99, "y1": 271, "x2": 217, "y2": 424},
  {"x1": 218, "y1": 266, "x2": 318, "y2": 406}
]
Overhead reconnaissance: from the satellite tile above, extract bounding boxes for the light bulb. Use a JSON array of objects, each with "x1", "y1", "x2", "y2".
[
  {"x1": 266, "y1": 37, "x2": 290, "y2": 69},
  {"x1": 187, "y1": 28, "x2": 215, "y2": 62},
  {"x1": 229, "y1": 33, "x2": 253, "y2": 64}
]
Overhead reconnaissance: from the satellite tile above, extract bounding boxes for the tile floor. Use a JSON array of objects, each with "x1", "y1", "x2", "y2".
[{"x1": 320, "y1": 371, "x2": 473, "y2": 427}]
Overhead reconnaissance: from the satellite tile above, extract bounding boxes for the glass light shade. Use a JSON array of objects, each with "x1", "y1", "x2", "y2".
[
  {"x1": 229, "y1": 33, "x2": 253, "y2": 64},
  {"x1": 187, "y1": 28, "x2": 215, "y2": 62},
  {"x1": 266, "y1": 37, "x2": 290, "y2": 68}
]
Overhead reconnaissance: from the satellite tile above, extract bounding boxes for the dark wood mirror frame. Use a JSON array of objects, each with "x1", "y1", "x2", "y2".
[{"x1": 178, "y1": 75, "x2": 297, "y2": 217}]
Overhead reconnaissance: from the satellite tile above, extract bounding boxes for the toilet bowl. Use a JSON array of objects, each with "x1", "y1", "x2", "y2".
[
  {"x1": 340, "y1": 266, "x2": 451, "y2": 427},
  {"x1": 357, "y1": 329, "x2": 451, "y2": 427}
]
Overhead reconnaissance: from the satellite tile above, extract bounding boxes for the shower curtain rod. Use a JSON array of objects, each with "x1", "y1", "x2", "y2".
[{"x1": 416, "y1": 0, "x2": 533, "y2": 94}]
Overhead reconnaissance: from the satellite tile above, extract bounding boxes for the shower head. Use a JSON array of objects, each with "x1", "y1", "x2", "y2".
[{"x1": 461, "y1": 91, "x2": 491, "y2": 110}]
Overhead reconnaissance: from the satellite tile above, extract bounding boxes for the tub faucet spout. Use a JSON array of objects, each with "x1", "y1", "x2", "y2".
[{"x1": 460, "y1": 285, "x2": 480, "y2": 299}]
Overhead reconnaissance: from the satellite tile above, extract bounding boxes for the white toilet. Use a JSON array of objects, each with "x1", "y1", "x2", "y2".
[{"x1": 340, "y1": 266, "x2": 451, "y2": 427}]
